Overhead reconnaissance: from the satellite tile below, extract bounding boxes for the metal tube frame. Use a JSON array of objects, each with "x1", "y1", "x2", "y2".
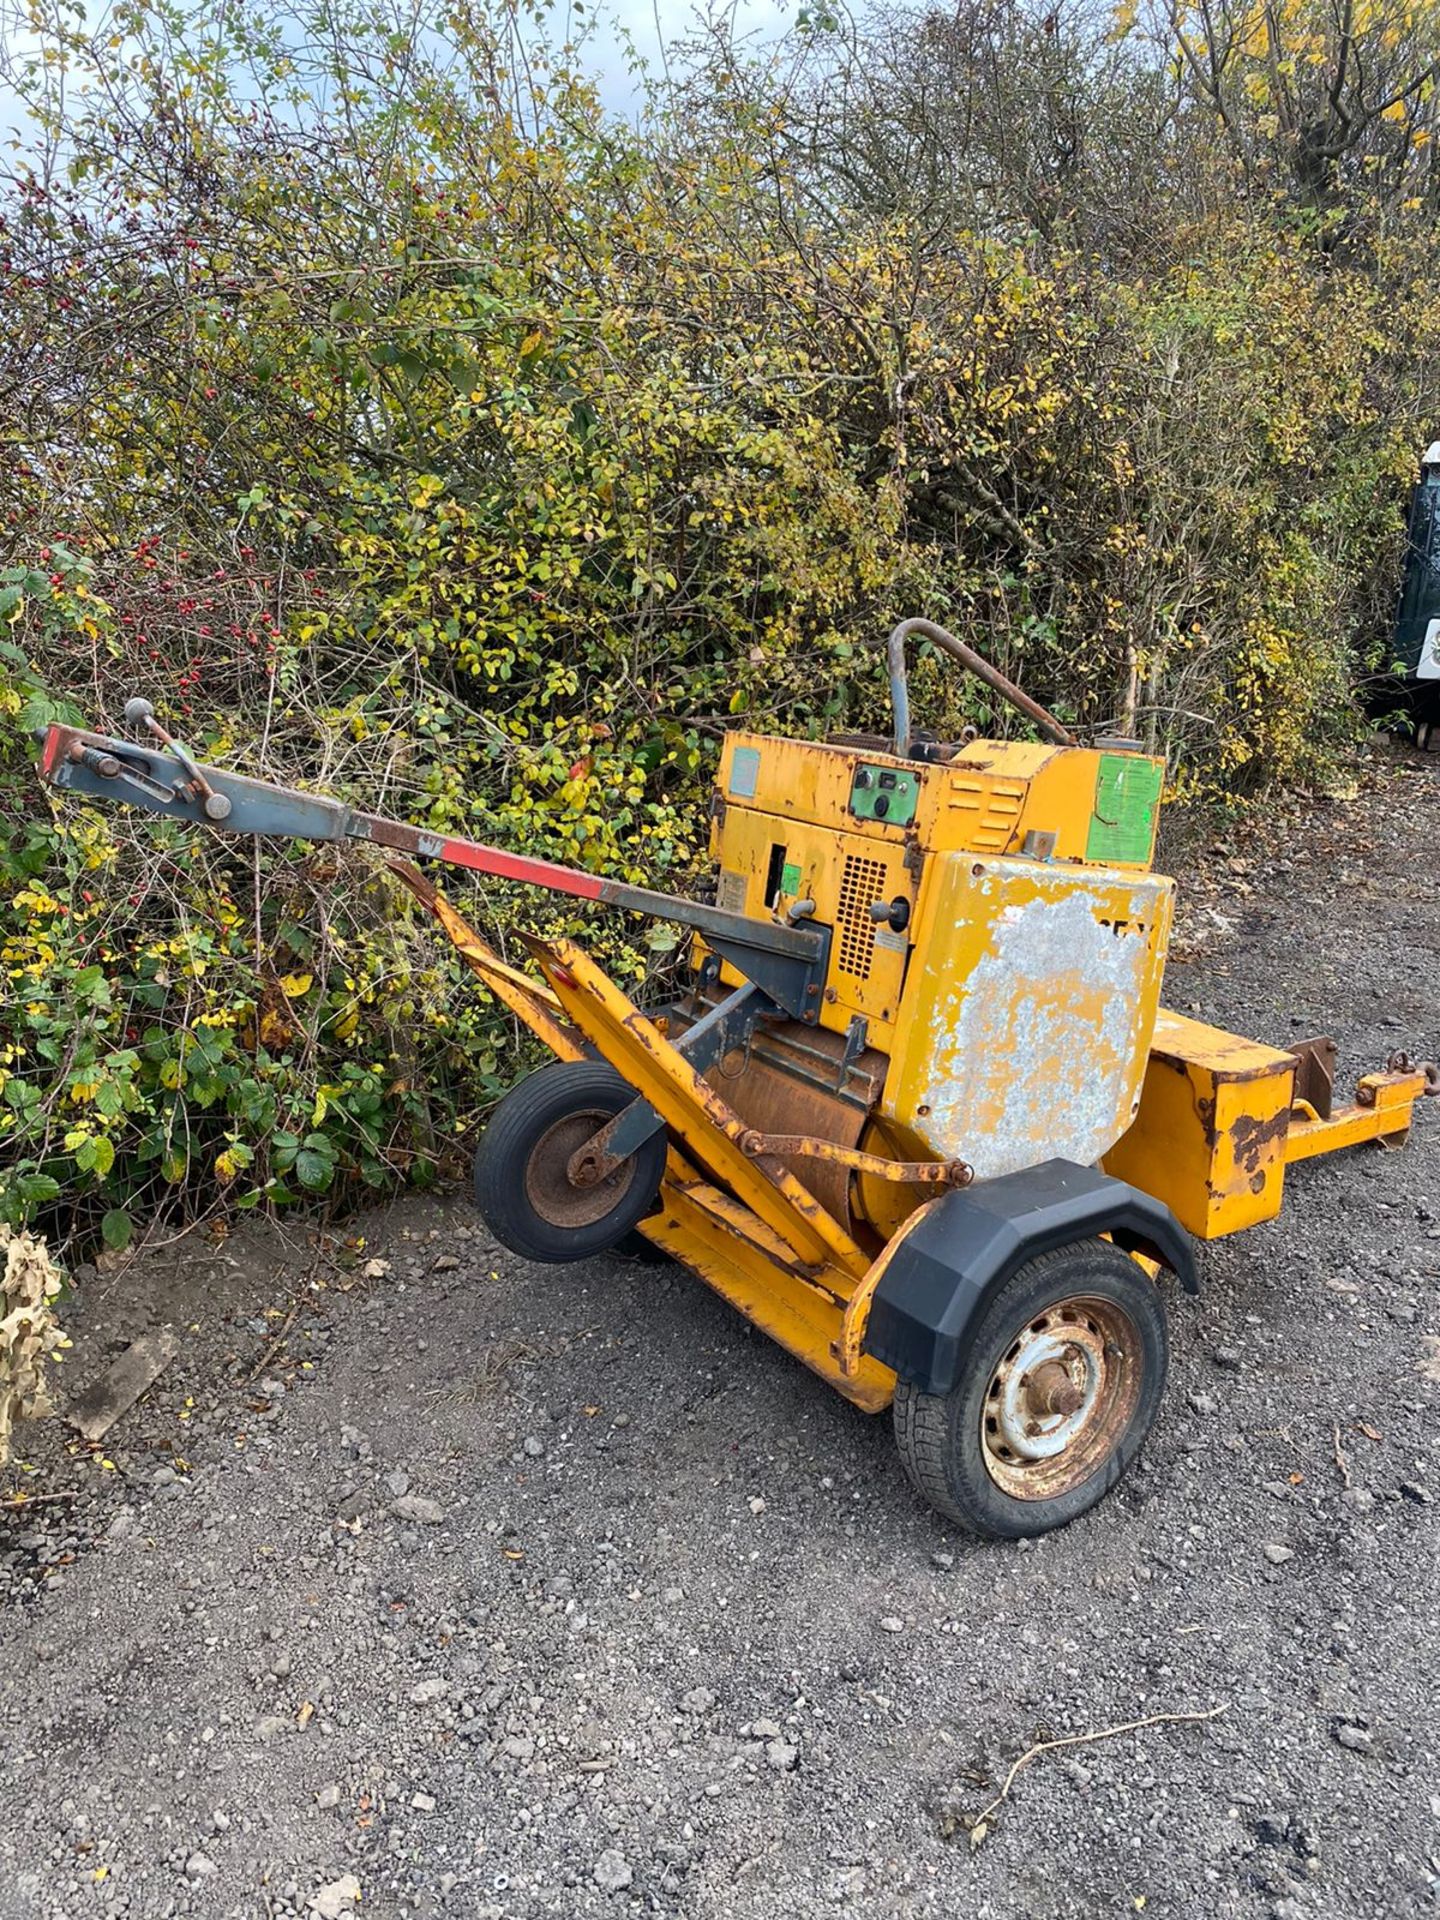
[{"x1": 885, "y1": 617, "x2": 1075, "y2": 754}]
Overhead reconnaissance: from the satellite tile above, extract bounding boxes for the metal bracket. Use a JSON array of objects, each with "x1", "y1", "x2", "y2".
[
  {"x1": 67, "y1": 744, "x2": 178, "y2": 807},
  {"x1": 839, "y1": 1015, "x2": 869, "y2": 1089},
  {"x1": 568, "y1": 981, "x2": 784, "y2": 1187},
  {"x1": 672, "y1": 981, "x2": 779, "y2": 1076},
  {"x1": 567, "y1": 1093, "x2": 668, "y2": 1190},
  {"x1": 704, "y1": 923, "x2": 830, "y2": 1023},
  {"x1": 1288, "y1": 1035, "x2": 1337, "y2": 1120}
]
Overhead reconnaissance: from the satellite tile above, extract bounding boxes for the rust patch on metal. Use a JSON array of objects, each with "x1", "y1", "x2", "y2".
[
  {"x1": 1228, "y1": 1105, "x2": 1291, "y2": 1176},
  {"x1": 1027, "y1": 1359, "x2": 1086, "y2": 1419},
  {"x1": 526, "y1": 1111, "x2": 637, "y2": 1228},
  {"x1": 736, "y1": 1131, "x2": 971, "y2": 1188},
  {"x1": 565, "y1": 1102, "x2": 642, "y2": 1188},
  {"x1": 834, "y1": 1198, "x2": 944, "y2": 1376},
  {"x1": 1288, "y1": 1036, "x2": 1337, "y2": 1120},
  {"x1": 979, "y1": 1293, "x2": 1143, "y2": 1501},
  {"x1": 1387, "y1": 1051, "x2": 1440, "y2": 1096}
]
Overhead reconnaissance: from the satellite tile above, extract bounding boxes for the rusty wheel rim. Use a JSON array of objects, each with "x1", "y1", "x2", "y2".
[
  {"x1": 979, "y1": 1295, "x2": 1141, "y2": 1502},
  {"x1": 524, "y1": 1110, "x2": 636, "y2": 1230}
]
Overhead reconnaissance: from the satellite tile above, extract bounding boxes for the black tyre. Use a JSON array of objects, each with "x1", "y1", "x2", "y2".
[
  {"x1": 612, "y1": 1228, "x2": 672, "y2": 1264},
  {"x1": 891, "y1": 1241, "x2": 1167, "y2": 1540},
  {"x1": 473, "y1": 1061, "x2": 666, "y2": 1265}
]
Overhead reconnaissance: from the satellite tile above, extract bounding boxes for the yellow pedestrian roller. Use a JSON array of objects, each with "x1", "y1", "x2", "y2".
[{"x1": 39, "y1": 620, "x2": 1436, "y2": 1538}]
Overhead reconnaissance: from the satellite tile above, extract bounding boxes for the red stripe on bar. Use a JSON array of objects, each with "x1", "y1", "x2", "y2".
[
  {"x1": 438, "y1": 838, "x2": 606, "y2": 900},
  {"x1": 40, "y1": 726, "x2": 62, "y2": 777}
]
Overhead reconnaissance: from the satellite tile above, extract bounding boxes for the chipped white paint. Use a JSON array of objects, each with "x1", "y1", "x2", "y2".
[{"x1": 886, "y1": 858, "x2": 1172, "y2": 1179}]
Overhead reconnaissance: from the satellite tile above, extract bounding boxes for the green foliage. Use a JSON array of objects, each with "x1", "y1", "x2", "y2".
[
  {"x1": 1, "y1": 581, "x2": 514, "y2": 1242},
  {"x1": 0, "y1": 0, "x2": 1436, "y2": 1251}
]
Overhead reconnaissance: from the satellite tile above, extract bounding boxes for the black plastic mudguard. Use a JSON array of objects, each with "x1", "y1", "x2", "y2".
[{"x1": 864, "y1": 1158, "x2": 1198, "y2": 1396}]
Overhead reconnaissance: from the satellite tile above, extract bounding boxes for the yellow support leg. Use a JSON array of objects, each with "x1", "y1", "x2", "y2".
[
  {"x1": 522, "y1": 934, "x2": 874, "y2": 1282},
  {"x1": 644, "y1": 1178, "x2": 897, "y2": 1412},
  {"x1": 387, "y1": 861, "x2": 583, "y2": 1063}
]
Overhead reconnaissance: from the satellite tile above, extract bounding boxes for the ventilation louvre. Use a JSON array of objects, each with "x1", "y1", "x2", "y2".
[{"x1": 836, "y1": 853, "x2": 887, "y2": 980}]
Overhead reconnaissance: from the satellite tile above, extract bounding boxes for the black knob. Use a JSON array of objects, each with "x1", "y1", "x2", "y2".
[
  {"x1": 873, "y1": 793, "x2": 889, "y2": 818},
  {"x1": 869, "y1": 896, "x2": 911, "y2": 932}
]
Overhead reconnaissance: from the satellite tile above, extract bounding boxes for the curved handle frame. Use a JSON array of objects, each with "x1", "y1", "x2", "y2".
[{"x1": 885, "y1": 617, "x2": 1076, "y2": 755}]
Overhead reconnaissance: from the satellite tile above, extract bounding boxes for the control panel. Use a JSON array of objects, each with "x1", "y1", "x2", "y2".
[{"x1": 848, "y1": 763, "x2": 919, "y2": 827}]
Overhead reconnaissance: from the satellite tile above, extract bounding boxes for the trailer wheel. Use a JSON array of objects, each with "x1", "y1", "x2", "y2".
[
  {"x1": 891, "y1": 1241, "x2": 1167, "y2": 1540},
  {"x1": 473, "y1": 1061, "x2": 666, "y2": 1265}
]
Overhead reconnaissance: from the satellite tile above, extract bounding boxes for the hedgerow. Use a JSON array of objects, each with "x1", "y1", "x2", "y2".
[{"x1": 2, "y1": 0, "x2": 1437, "y2": 1252}]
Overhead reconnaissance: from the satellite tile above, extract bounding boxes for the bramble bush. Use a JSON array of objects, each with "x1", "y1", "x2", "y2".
[{"x1": 2, "y1": 0, "x2": 1438, "y2": 1253}]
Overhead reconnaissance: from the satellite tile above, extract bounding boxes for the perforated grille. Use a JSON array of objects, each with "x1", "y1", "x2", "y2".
[{"x1": 837, "y1": 853, "x2": 887, "y2": 979}]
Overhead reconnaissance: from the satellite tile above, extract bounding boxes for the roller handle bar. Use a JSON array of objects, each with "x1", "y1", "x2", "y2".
[{"x1": 35, "y1": 720, "x2": 822, "y2": 966}]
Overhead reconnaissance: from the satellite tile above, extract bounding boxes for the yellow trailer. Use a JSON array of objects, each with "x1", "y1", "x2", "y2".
[{"x1": 39, "y1": 622, "x2": 1436, "y2": 1539}]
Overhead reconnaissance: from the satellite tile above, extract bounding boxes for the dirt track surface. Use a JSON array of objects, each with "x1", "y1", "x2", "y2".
[{"x1": 2, "y1": 752, "x2": 1438, "y2": 1920}]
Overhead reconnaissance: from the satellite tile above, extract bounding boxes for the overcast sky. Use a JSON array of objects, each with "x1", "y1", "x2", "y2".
[
  {"x1": 0, "y1": 0, "x2": 798, "y2": 144},
  {"x1": 581, "y1": 0, "x2": 791, "y2": 107}
]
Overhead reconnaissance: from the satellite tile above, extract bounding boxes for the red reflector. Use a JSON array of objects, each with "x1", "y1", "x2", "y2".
[{"x1": 551, "y1": 965, "x2": 577, "y2": 988}]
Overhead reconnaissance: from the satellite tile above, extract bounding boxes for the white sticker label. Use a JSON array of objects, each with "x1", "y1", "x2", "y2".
[
  {"x1": 1418, "y1": 616, "x2": 1440, "y2": 680},
  {"x1": 716, "y1": 869, "x2": 747, "y2": 911}
]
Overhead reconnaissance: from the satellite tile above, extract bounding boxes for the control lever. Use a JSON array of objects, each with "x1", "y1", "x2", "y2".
[
  {"x1": 69, "y1": 741, "x2": 178, "y2": 806},
  {"x1": 124, "y1": 696, "x2": 232, "y2": 822},
  {"x1": 868, "y1": 896, "x2": 912, "y2": 932}
]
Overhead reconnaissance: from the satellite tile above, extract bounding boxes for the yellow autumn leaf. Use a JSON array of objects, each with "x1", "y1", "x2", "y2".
[
  {"x1": 279, "y1": 972, "x2": 313, "y2": 998},
  {"x1": 258, "y1": 1005, "x2": 297, "y2": 1048}
]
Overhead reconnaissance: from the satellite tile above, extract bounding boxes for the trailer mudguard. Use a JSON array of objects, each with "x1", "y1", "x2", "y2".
[{"x1": 863, "y1": 1158, "x2": 1197, "y2": 1395}]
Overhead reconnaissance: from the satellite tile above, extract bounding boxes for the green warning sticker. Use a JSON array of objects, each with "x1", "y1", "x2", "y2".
[
  {"x1": 780, "y1": 861, "x2": 802, "y2": 896},
  {"x1": 1086, "y1": 755, "x2": 1162, "y2": 865}
]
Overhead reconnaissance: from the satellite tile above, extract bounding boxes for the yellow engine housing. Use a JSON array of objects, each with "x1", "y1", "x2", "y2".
[{"x1": 704, "y1": 731, "x2": 1173, "y2": 1195}]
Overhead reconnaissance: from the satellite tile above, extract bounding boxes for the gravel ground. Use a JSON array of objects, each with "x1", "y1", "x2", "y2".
[{"x1": 2, "y1": 750, "x2": 1438, "y2": 1920}]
